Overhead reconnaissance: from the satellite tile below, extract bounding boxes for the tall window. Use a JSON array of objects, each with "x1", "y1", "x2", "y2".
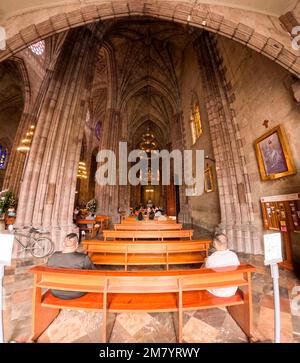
[
  {"x1": 0, "y1": 144, "x2": 8, "y2": 170},
  {"x1": 190, "y1": 101, "x2": 202, "y2": 144}
]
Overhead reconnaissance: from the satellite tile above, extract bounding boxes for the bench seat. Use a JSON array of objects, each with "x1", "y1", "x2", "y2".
[
  {"x1": 90, "y1": 252, "x2": 205, "y2": 265},
  {"x1": 41, "y1": 289, "x2": 244, "y2": 313},
  {"x1": 29, "y1": 265, "x2": 256, "y2": 343}
]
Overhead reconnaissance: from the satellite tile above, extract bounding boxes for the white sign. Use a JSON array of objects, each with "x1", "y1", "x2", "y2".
[
  {"x1": 0, "y1": 233, "x2": 14, "y2": 266},
  {"x1": 264, "y1": 233, "x2": 283, "y2": 265}
]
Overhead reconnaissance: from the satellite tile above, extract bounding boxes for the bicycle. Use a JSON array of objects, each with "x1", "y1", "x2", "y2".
[{"x1": 13, "y1": 226, "x2": 55, "y2": 258}]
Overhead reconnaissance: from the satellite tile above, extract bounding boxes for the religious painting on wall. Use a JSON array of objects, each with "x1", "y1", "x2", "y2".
[
  {"x1": 204, "y1": 166, "x2": 214, "y2": 193},
  {"x1": 254, "y1": 125, "x2": 296, "y2": 181}
]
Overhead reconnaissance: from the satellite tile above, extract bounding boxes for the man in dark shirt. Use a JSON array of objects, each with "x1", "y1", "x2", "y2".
[{"x1": 47, "y1": 232, "x2": 95, "y2": 300}]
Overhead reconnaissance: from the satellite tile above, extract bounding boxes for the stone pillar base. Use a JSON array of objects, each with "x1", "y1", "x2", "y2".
[
  {"x1": 178, "y1": 205, "x2": 192, "y2": 225},
  {"x1": 216, "y1": 222, "x2": 263, "y2": 255}
]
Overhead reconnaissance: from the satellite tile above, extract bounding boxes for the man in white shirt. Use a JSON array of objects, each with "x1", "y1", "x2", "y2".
[{"x1": 205, "y1": 233, "x2": 240, "y2": 298}]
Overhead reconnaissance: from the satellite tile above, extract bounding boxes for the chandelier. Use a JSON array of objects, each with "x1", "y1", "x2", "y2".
[{"x1": 139, "y1": 127, "x2": 158, "y2": 153}]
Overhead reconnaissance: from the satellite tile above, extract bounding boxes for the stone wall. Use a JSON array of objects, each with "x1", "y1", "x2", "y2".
[
  {"x1": 180, "y1": 42, "x2": 221, "y2": 231},
  {"x1": 0, "y1": 62, "x2": 24, "y2": 189},
  {"x1": 217, "y1": 35, "x2": 300, "y2": 261}
]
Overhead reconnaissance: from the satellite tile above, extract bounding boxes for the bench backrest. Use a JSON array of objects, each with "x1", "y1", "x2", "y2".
[
  {"x1": 114, "y1": 223, "x2": 182, "y2": 231},
  {"x1": 96, "y1": 215, "x2": 110, "y2": 221},
  {"x1": 83, "y1": 240, "x2": 211, "y2": 254},
  {"x1": 103, "y1": 229, "x2": 193, "y2": 240},
  {"x1": 29, "y1": 264, "x2": 255, "y2": 294},
  {"x1": 122, "y1": 219, "x2": 177, "y2": 224},
  {"x1": 77, "y1": 219, "x2": 96, "y2": 225}
]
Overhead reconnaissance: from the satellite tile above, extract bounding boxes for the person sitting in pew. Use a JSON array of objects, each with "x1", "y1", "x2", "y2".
[
  {"x1": 149, "y1": 208, "x2": 155, "y2": 220},
  {"x1": 47, "y1": 233, "x2": 96, "y2": 299},
  {"x1": 205, "y1": 233, "x2": 240, "y2": 298},
  {"x1": 136, "y1": 211, "x2": 145, "y2": 221}
]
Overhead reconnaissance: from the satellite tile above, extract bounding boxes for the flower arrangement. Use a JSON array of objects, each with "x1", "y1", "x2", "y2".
[
  {"x1": 0, "y1": 190, "x2": 17, "y2": 217},
  {"x1": 86, "y1": 198, "x2": 97, "y2": 213}
]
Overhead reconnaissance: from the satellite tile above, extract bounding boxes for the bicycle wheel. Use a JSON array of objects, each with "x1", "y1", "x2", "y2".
[{"x1": 30, "y1": 237, "x2": 55, "y2": 258}]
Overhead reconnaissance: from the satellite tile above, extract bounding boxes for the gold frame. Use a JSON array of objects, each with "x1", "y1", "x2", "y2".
[
  {"x1": 204, "y1": 166, "x2": 214, "y2": 193},
  {"x1": 254, "y1": 125, "x2": 296, "y2": 181}
]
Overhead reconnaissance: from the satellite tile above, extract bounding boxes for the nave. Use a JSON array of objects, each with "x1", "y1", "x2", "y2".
[{"x1": 1, "y1": 0, "x2": 300, "y2": 345}]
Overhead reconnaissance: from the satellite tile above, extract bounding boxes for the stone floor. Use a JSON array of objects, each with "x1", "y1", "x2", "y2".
[{"x1": 3, "y1": 227, "x2": 300, "y2": 343}]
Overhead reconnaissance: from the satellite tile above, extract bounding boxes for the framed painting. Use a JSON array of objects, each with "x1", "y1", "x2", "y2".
[
  {"x1": 254, "y1": 125, "x2": 296, "y2": 181},
  {"x1": 204, "y1": 166, "x2": 214, "y2": 193}
]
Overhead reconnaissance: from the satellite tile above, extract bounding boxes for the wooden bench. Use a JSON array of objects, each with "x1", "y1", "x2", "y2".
[
  {"x1": 29, "y1": 264, "x2": 256, "y2": 343},
  {"x1": 82, "y1": 239, "x2": 211, "y2": 270},
  {"x1": 76, "y1": 219, "x2": 99, "y2": 241},
  {"x1": 122, "y1": 218, "x2": 177, "y2": 224},
  {"x1": 114, "y1": 223, "x2": 182, "y2": 231},
  {"x1": 95, "y1": 215, "x2": 110, "y2": 231},
  {"x1": 103, "y1": 229, "x2": 194, "y2": 240}
]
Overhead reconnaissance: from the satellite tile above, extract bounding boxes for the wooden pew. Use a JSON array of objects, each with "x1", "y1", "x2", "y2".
[
  {"x1": 103, "y1": 229, "x2": 194, "y2": 240},
  {"x1": 95, "y1": 215, "x2": 110, "y2": 231},
  {"x1": 76, "y1": 219, "x2": 99, "y2": 241},
  {"x1": 29, "y1": 264, "x2": 256, "y2": 343},
  {"x1": 114, "y1": 223, "x2": 182, "y2": 231},
  {"x1": 122, "y1": 218, "x2": 177, "y2": 224},
  {"x1": 82, "y1": 239, "x2": 211, "y2": 270}
]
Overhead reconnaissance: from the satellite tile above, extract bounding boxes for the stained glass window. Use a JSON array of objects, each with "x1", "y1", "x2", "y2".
[
  {"x1": 29, "y1": 40, "x2": 45, "y2": 56},
  {"x1": 0, "y1": 144, "x2": 8, "y2": 169}
]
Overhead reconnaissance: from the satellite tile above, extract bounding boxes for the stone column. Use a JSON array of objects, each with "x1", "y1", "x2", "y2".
[
  {"x1": 95, "y1": 109, "x2": 121, "y2": 222},
  {"x1": 171, "y1": 112, "x2": 192, "y2": 225},
  {"x1": 16, "y1": 27, "x2": 99, "y2": 249},
  {"x1": 4, "y1": 34, "x2": 68, "y2": 198},
  {"x1": 195, "y1": 34, "x2": 261, "y2": 254}
]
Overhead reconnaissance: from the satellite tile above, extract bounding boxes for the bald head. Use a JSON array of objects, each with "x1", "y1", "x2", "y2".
[
  {"x1": 213, "y1": 233, "x2": 228, "y2": 251},
  {"x1": 62, "y1": 233, "x2": 79, "y2": 253}
]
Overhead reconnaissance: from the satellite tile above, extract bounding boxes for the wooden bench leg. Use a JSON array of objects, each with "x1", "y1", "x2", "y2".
[
  {"x1": 30, "y1": 287, "x2": 59, "y2": 341},
  {"x1": 227, "y1": 284, "x2": 253, "y2": 338},
  {"x1": 101, "y1": 287, "x2": 108, "y2": 343},
  {"x1": 178, "y1": 280, "x2": 183, "y2": 343}
]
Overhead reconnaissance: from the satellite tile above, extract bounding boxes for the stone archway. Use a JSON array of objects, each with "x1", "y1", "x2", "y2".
[
  {"x1": 1, "y1": 1, "x2": 299, "y2": 78},
  {"x1": 4, "y1": 8, "x2": 298, "y2": 255}
]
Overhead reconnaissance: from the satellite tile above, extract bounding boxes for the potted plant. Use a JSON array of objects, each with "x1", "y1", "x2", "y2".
[
  {"x1": 86, "y1": 199, "x2": 97, "y2": 214},
  {"x1": 0, "y1": 190, "x2": 16, "y2": 231},
  {"x1": 0, "y1": 189, "x2": 17, "y2": 220}
]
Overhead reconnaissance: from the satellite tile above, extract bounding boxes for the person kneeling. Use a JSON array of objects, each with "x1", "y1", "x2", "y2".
[
  {"x1": 205, "y1": 233, "x2": 240, "y2": 298},
  {"x1": 47, "y1": 233, "x2": 95, "y2": 299}
]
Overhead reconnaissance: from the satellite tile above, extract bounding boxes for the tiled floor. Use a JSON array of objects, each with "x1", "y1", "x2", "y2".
[{"x1": 3, "y1": 227, "x2": 300, "y2": 343}]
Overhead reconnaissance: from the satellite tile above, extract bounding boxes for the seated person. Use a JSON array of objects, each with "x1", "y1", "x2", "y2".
[
  {"x1": 157, "y1": 214, "x2": 167, "y2": 221},
  {"x1": 205, "y1": 233, "x2": 240, "y2": 298},
  {"x1": 85, "y1": 212, "x2": 95, "y2": 228},
  {"x1": 154, "y1": 209, "x2": 161, "y2": 217},
  {"x1": 136, "y1": 211, "x2": 144, "y2": 221},
  {"x1": 149, "y1": 209, "x2": 155, "y2": 220},
  {"x1": 47, "y1": 233, "x2": 95, "y2": 299}
]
